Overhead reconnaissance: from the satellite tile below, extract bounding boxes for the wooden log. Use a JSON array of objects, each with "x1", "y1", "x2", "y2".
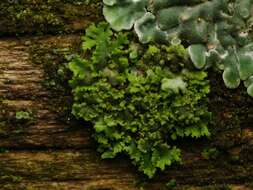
[{"x1": 0, "y1": 30, "x2": 253, "y2": 189}]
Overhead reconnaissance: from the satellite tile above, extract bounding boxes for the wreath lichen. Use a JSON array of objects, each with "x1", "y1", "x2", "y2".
[{"x1": 103, "y1": 0, "x2": 253, "y2": 97}]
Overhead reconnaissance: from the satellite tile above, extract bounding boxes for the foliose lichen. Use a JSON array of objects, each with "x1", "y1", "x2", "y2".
[{"x1": 103, "y1": 0, "x2": 253, "y2": 97}]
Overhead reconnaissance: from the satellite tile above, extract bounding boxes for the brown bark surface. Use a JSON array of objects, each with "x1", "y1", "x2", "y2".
[{"x1": 0, "y1": 1, "x2": 253, "y2": 190}]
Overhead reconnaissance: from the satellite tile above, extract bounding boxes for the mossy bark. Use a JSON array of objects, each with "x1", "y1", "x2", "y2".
[
  {"x1": 0, "y1": 0, "x2": 102, "y2": 36},
  {"x1": 0, "y1": 1, "x2": 253, "y2": 190}
]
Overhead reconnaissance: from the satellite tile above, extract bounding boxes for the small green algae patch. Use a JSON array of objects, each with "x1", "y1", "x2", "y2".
[{"x1": 15, "y1": 110, "x2": 33, "y2": 121}]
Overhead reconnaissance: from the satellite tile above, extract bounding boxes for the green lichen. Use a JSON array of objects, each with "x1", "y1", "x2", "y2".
[{"x1": 102, "y1": 0, "x2": 253, "y2": 97}]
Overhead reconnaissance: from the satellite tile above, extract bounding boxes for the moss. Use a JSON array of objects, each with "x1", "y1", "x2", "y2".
[{"x1": 0, "y1": 0, "x2": 102, "y2": 36}]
